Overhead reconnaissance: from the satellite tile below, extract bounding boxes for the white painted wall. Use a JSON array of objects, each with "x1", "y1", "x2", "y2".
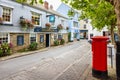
[
  {"x1": 0, "y1": 0, "x2": 68, "y2": 33},
  {"x1": 80, "y1": 19, "x2": 109, "y2": 40}
]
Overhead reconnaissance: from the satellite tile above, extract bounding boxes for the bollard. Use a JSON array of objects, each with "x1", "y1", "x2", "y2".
[{"x1": 116, "y1": 41, "x2": 120, "y2": 80}]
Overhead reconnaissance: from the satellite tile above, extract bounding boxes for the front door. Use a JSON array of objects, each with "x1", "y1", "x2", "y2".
[{"x1": 46, "y1": 34, "x2": 49, "y2": 47}]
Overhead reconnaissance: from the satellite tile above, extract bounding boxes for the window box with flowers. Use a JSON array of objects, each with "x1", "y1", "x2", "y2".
[
  {"x1": 45, "y1": 23, "x2": 51, "y2": 30},
  {"x1": 0, "y1": 17, "x2": 3, "y2": 24},
  {"x1": 27, "y1": 20, "x2": 34, "y2": 29},
  {"x1": 20, "y1": 18, "x2": 34, "y2": 31},
  {"x1": 20, "y1": 18, "x2": 28, "y2": 30},
  {"x1": 57, "y1": 24, "x2": 63, "y2": 31}
]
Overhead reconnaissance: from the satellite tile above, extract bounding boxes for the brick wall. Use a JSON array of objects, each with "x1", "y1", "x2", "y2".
[
  {"x1": 10, "y1": 33, "x2": 47, "y2": 52},
  {"x1": 50, "y1": 33, "x2": 68, "y2": 46},
  {"x1": 37, "y1": 33, "x2": 46, "y2": 49},
  {"x1": 50, "y1": 34, "x2": 54, "y2": 46},
  {"x1": 10, "y1": 33, "x2": 29, "y2": 52},
  {"x1": 63, "y1": 33, "x2": 68, "y2": 43}
]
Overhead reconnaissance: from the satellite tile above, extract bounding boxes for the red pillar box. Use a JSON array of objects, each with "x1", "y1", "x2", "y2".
[{"x1": 92, "y1": 36, "x2": 108, "y2": 79}]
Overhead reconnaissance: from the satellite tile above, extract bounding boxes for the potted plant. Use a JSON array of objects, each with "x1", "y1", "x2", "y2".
[
  {"x1": 57, "y1": 24, "x2": 63, "y2": 31},
  {"x1": 20, "y1": 18, "x2": 28, "y2": 29},
  {"x1": 20, "y1": 18, "x2": 34, "y2": 31},
  {"x1": 27, "y1": 20, "x2": 34, "y2": 29},
  {"x1": 45, "y1": 23, "x2": 51, "y2": 30}
]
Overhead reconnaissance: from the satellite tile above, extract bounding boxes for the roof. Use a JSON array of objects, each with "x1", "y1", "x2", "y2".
[
  {"x1": 57, "y1": 3, "x2": 80, "y2": 18},
  {"x1": 12, "y1": 1, "x2": 68, "y2": 19}
]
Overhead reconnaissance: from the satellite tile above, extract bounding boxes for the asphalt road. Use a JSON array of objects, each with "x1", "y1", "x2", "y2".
[{"x1": 0, "y1": 40, "x2": 91, "y2": 80}]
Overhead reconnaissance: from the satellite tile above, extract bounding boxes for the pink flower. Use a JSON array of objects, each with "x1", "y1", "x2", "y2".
[{"x1": 9, "y1": 43, "x2": 13, "y2": 48}]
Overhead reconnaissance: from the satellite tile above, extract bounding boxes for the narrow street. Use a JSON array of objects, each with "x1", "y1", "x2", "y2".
[{"x1": 0, "y1": 40, "x2": 91, "y2": 80}]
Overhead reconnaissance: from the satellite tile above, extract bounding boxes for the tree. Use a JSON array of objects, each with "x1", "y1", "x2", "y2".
[
  {"x1": 105, "y1": 0, "x2": 120, "y2": 41},
  {"x1": 61, "y1": 0, "x2": 117, "y2": 44},
  {"x1": 16, "y1": 0, "x2": 43, "y2": 5}
]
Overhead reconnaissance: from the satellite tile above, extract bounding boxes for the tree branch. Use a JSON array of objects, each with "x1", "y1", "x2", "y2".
[{"x1": 105, "y1": 0, "x2": 114, "y2": 5}]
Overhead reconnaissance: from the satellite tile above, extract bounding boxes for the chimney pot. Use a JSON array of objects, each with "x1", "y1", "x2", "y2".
[
  {"x1": 50, "y1": 5, "x2": 53, "y2": 10},
  {"x1": 44, "y1": 1, "x2": 49, "y2": 9}
]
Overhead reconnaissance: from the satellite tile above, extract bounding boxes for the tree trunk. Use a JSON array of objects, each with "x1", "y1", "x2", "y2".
[
  {"x1": 114, "y1": 0, "x2": 120, "y2": 41},
  {"x1": 110, "y1": 25, "x2": 115, "y2": 44}
]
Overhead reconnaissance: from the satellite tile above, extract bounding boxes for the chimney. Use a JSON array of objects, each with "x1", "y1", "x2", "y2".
[
  {"x1": 44, "y1": 1, "x2": 49, "y2": 9},
  {"x1": 50, "y1": 5, "x2": 53, "y2": 10}
]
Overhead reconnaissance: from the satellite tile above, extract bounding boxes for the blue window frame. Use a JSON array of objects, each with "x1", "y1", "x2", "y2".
[
  {"x1": 30, "y1": 33, "x2": 36, "y2": 44},
  {"x1": 17, "y1": 35, "x2": 24, "y2": 46},
  {"x1": 40, "y1": 35, "x2": 44, "y2": 43},
  {"x1": 58, "y1": 34, "x2": 62, "y2": 40}
]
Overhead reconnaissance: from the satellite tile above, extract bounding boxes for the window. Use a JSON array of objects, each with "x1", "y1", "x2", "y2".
[
  {"x1": 73, "y1": 21, "x2": 78, "y2": 27},
  {"x1": 61, "y1": 20, "x2": 64, "y2": 26},
  {"x1": 0, "y1": 33, "x2": 8, "y2": 44},
  {"x1": 30, "y1": 33, "x2": 36, "y2": 43},
  {"x1": 31, "y1": 12, "x2": 40, "y2": 26},
  {"x1": 84, "y1": 24, "x2": 86, "y2": 29},
  {"x1": 17, "y1": 35, "x2": 24, "y2": 46},
  {"x1": 54, "y1": 34, "x2": 58, "y2": 40},
  {"x1": 40, "y1": 35, "x2": 44, "y2": 43},
  {"x1": 58, "y1": 34, "x2": 62, "y2": 40},
  {"x1": 2, "y1": 7, "x2": 12, "y2": 23}
]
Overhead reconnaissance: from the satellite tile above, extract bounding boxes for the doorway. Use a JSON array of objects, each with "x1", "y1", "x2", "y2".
[{"x1": 46, "y1": 34, "x2": 49, "y2": 47}]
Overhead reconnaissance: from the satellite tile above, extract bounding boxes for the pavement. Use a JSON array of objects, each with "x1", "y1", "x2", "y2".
[{"x1": 0, "y1": 40, "x2": 117, "y2": 80}]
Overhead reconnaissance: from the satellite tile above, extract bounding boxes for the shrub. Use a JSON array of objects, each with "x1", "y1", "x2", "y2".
[
  {"x1": 68, "y1": 32, "x2": 71, "y2": 42},
  {"x1": 0, "y1": 43, "x2": 13, "y2": 57},
  {"x1": 60, "y1": 39, "x2": 65, "y2": 45},
  {"x1": 57, "y1": 24, "x2": 63, "y2": 31},
  {"x1": 29, "y1": 42, "x2": 38, "y2": 51},
  {"x1": 54, "y1": 40, "x2": 59, "y2": 46}
]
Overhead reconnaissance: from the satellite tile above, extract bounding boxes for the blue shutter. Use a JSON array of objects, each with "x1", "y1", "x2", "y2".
[{"x1": 17, "y1": 35, "x2": 24, "y2": 46}]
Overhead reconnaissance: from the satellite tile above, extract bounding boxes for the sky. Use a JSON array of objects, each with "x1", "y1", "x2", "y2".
[{"x1": 44, "y1": 0, "x2": 62, "y2": 10}]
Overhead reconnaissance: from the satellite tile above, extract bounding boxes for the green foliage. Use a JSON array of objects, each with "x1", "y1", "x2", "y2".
[
  {"x1": 16, "y1": 0, "x2": 27, "y2": 3},
  {"x1": 18, "y1": 48, "x2": 28, "y2": 52},
  {"x1": 54, "y1": 40, "x2": 59, "y2": 46},
  {"x1": 16, "y1": 0, "x2": 43, "y2": 5},
  {"x1": 29, "y1": 42, "x2": 38, "y2": 51},
  {"x1": 0, "y1": 43, "x2": 13, "y2": 57},
  {"x1": 68, "y1": 32, "x2": 71, "y2": 42},
  {"x1": 68, "y1": 9, "x2": 75, "y2": 17},
  {"x1": 62, "y1": 0, "x2": 116, "y2": 31},
  {"x1": 57, "y1": 24, "x2": 63, "y2": 31},
  {"x1": 60, "y1": 39, "x2": 65, "y2": 45}
]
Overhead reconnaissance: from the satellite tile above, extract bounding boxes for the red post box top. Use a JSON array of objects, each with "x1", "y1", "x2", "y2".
[{"x1": 92, "y1": 36, "x2": 109, "y2": 41}]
